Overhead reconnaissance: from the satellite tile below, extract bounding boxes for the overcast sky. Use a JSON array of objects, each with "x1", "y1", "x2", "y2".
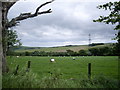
[{"x1": 8, "y1": 0, "x2": 118, "y2": 47}]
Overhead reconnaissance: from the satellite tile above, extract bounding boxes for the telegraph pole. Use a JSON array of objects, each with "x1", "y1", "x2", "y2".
[{"x1": 88, "y1": 34, "x2": 91, "y2": 46}]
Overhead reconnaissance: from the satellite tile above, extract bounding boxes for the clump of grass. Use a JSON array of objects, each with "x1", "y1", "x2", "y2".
[
  {"x1": 39, "y1": 74, "x2": 119, "y2": 88},
  {"x1": 3, "y1": 69, "x2": 119, "y2": 88},
  {"x1": 2, "y1": 68, "x2": 40, "y2": 88},
  {"x1": 91, "y1": 75, "x2": 119, "y2": 88}
]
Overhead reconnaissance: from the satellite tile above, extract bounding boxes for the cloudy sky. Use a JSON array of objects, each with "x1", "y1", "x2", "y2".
[{"x1": 8, "y1": 0, "x2": 118, "y2": 47}]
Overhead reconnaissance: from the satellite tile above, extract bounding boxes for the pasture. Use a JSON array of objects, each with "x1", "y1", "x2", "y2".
[
  {"x1": 14, "y1": 43, "x2": 111, "y2": 52},
  {"x1": 3, "y1": 56, "x2": 119, "y2": 88},
  {"x1": 7, "y1": 56, "x2": 118, "y2": 79}
]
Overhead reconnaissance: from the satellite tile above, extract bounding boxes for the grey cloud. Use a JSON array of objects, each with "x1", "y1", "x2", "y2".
[{"x1": 9, "y1": 1, "x2": 117, "y2": 47}]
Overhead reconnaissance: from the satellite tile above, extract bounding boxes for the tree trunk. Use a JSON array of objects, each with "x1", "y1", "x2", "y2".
[
  {"x1": 1, "y1": 2, "x2": 9, "y2": 73},
  {"x1": 0, "y1": 2, "x2": 3, "y2": 77}
]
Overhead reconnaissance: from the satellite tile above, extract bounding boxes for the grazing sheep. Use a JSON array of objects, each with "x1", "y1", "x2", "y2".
[
  {"x1": 50, "y1": 58, "x2": 55, "y2": 62},
  {"x1": 72, "y1": 57, "x2": 75, "y2": 60},
  {"x1": 16, "y1": 56, "x2": 19, "y2": 58}
]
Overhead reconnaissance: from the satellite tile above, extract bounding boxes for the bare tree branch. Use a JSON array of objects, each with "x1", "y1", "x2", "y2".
[
  {"x1": 6, "y1": 2, "x2": 16, "y2": 10},
  {"x1": 7, "y1": 0, "x2": 54, "y2": 28},
  {"x1": 35, "y1": 0, "x2": 54, "y2": 15}
]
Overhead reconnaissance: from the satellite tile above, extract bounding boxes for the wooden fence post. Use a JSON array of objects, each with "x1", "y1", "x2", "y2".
[
  {"x1": 26, "y1": 61, "x2": 31, "y2": 72},
  {"x1": 14, "y1": 65, "x2": 19, "y2": 75},
  {"x1": 88, "y1": 63, "x2": 91, "y2": 79}
]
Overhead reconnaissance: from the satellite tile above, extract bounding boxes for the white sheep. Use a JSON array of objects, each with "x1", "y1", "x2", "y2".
[
  {"x1": 72, "y1": 57, "x2": 75, "y2": 60},
  {"x1": 50, "y1": 58, "x2": 55, "y2": 62},
  {"x1": 16, "y1": 56, "x2": 19, "y2": 58}
]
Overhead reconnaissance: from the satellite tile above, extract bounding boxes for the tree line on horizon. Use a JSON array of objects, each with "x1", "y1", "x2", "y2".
[{"x1": 7, "y1": 45, "x2": 117, "y2": 56}]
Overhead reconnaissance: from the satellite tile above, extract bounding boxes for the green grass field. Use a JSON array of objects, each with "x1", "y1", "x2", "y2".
[
  {"x1": 3, "y1": 56, "x2": 119, "y2": 88},
  {"x1": 7, "y1": 56, "x2": 118, "y2": 79}
]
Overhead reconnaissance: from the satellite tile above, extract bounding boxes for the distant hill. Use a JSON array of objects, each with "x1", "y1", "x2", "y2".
[
  {"x1": 13, "y1": 43, "x2": 114, "y2": 52},
  {"x1": 13, "y1": 46, "x2": 42, "y2": 51}
]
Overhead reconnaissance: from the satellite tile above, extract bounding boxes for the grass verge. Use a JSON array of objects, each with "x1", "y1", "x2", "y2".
[{"x1": 2, "y1": 69, "x2": 119, "y2": 88}]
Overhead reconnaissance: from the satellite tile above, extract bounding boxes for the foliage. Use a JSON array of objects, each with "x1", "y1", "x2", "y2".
[
  {"x1": 78, "y1": 49, "x2": 87, "y2": 56},
  {"x1": 89, "y1": 43, "x2": 104, "y2": 46},
  {"x1": 66, "y1": 49, "x2": 74, "y2": 56},
  {"x1": 93, "y1": 1, "x2": 120, "y2": 56},
  {"x1": 88, "y1": 46, "x2": 115, "y2": 56},
  {"x1": 93, "y1": 1, "x2": 120, "y2": 30},
  {"x1": 6, "y1": 29, "x2": 21, "y2": 55}
]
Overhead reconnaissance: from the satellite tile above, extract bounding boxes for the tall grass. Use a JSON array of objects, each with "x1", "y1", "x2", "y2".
[
  {"x1": 3, "y1": 69, "x2": 119, "y2": 88},
  {"x1": 2, "y1": 68, "x2": 39, "y2": 88}
]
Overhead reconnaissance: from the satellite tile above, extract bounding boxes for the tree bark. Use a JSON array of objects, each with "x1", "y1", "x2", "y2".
[
  {"x1": 0, "y1": 3, "x2": 3, "y2": 86},
  {"x1": 0, "y1": 2, "x2": 5, "y2": 74},
  {"x1": 1, "y1": 2, "x2": 9, "y2": 73},
  {"x1": 1, "y1": 2, "x2": 17, "y2": 73}
]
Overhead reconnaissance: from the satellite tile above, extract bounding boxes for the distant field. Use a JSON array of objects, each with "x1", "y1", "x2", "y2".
[
  {"x1": 14, "y1": 43, "x2": 112, "y2": 52},
  {"x1": 7, "y1": 56, "x2": 118, "y2": 79},
  {"x1": 15, "y1": 45, "x2": 89, "y2": 52}
]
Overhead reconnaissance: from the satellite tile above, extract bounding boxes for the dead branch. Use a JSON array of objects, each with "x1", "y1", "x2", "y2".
[
  {"x1": 7, "y1": 0, "x2": 54, "y2": 28},
  {"x1": 35, "y1": 0, "x2": 54, "y2": 15}
]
